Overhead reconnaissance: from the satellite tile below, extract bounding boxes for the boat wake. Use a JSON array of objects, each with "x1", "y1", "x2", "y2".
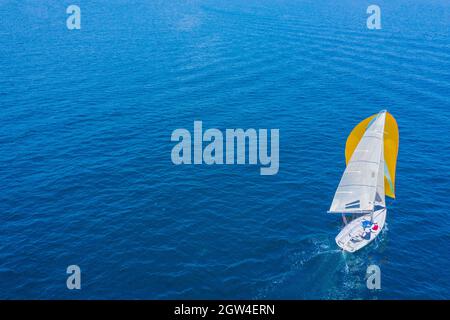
[{"x1": 256, "y1": 228, "x2": 389, "y2": 299}]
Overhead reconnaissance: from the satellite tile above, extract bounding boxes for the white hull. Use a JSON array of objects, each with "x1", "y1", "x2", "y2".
[{"x1": 335, "y1": 208, "x2": 386, "y2": 253}]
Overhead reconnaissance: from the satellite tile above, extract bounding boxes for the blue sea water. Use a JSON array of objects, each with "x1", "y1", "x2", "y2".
[{"x1": 1, "y1": 0, "x2": 450, "y2": 299}]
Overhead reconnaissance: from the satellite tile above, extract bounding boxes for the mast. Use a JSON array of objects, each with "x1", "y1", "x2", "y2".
[{"x1": 374, "y1": 130, "x2": 386, "y2": 210}]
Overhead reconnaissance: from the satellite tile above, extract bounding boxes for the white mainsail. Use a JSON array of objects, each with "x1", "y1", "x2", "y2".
[{"x1": 329, "y1": 111, "x2": 386, "y2": 214}]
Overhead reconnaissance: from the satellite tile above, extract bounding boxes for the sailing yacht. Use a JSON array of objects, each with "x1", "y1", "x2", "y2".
[{"x1": 329, "y1": 110, "x2": 399, "y2": 252}]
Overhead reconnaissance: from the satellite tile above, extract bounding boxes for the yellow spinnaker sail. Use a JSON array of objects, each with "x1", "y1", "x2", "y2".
[{"x1": 345, "y1": 112, "x2": 399, "y2": 198}]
